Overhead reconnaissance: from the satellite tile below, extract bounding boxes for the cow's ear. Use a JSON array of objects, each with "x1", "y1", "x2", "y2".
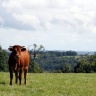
[
  {"x1": 21, "y1": 48, "x2": 26, "y2": 51},
  {"x1": 8, "y1": 48, "x2": 13, "y2": 51}
]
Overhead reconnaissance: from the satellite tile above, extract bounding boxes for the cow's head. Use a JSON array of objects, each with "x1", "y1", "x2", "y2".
[{"x1": 8, "y1": 45, "x2": 26, "y2": 60}]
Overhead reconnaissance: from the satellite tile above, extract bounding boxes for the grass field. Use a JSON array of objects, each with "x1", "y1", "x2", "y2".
[{"x1": 0, "y1": 72, "x2": 96, "y2": 96}]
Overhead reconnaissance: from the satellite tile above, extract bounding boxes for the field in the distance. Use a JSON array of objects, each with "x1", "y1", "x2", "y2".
[{"x1": 0, "y1": 72, "x2": 96, "y2": 96}]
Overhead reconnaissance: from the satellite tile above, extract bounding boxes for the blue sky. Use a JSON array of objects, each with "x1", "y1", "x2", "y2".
[{"x1": 0, "y1": 0, "x2": 96, "y2": 51}]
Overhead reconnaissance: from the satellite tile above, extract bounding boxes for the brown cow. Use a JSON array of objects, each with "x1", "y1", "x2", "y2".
[{"x1": 8, "y1": 45, "x2": 30, "y2": 85}]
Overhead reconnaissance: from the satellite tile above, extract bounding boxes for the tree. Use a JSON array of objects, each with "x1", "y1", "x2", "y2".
[
  {"x1": 29, "y1": 44, "x2": 44, "y2": 73},
  {"x1": 0, "y1": 45, "x2": 8, "y2": 72},
  {"x1": 66, "y1": 50, "x2": 77, "y2": 56},
  {"x1": 90, "y1": 54, "x2": 96, "y2": 72},
  {"x1": 61, "y1": 63, "x2": 73, "y2": 73},
  {"x1": 74, "y1": 59, "x2": 92, "y2": 73}
]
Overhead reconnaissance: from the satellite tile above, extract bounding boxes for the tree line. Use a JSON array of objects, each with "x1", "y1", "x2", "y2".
[
  {"x1": 74, "y1": 54, "x2": 96, "y2": 73},
  {"x1": 0, "y1": 44, "x2": 96, "y2": 73}
]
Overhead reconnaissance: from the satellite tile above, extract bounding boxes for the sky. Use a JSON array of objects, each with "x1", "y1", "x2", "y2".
[{"x1": 0, "y1": 0, "x2": 96, "y2": 51}]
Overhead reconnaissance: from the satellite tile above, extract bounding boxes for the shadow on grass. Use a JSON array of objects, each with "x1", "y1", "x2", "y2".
[{"x1": 0, "y1": 81, "x2": 6, "y2": 85}]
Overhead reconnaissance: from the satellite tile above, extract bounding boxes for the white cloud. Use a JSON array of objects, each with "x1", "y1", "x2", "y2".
[
  {"x1": 0, "y1": 16, "x2": 4, "y2": 26},
  {"x1": 2, "y1": 0, "x2": 22, "y2": 12},
  {"x1": 2, "y1": 0, "x2": 95, "y2": 31},
  {"x1": 0, "y1": 0, "x2": 96, "y2": 51},
  {"x1": 13, "y1": 13, "x2": 41, "y2": 30}
]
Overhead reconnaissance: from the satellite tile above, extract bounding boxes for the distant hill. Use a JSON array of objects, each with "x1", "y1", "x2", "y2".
[
  {"x1": 45, "y1": 50, "x2": 95, "y2": 55},
  {"x1": 77, "y1": 51, "x2": 95, "y2": 55}
]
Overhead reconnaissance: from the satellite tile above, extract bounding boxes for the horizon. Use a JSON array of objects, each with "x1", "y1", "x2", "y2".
[
  {"x1": 1, "y1": 43, "x2": 96, "y2": 52},
  {"x1": 3, "y1": 47, "x2": 96, "y2": 53}
]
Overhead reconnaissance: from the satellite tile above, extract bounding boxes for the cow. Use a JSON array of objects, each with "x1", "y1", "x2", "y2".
[{"x1": 8, "y1": 45, "x2": 30, "y2": 85}]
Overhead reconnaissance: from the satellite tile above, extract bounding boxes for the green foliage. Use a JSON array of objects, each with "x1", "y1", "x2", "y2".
[
  {"x1": 75, "y1": 60, "x2": 91, "y2": 73},
  {"x1": 66, "y1": 50, "x2": 77, "y2": 56},
  {"x1": 29, "y1": 44, "x2": 44, "y2": 73},
  {"x1": 38, "y1": 52, "x2": 78, "y2": 72},
  {"x1": 1, "y1": 42, "x2": 96, "y2": 73},
  {"x1": 0, "y1": 46, "x2": 8, "y2": 72},
  {"x1": 61, "y1": 63, "x2": 73, "y2": 73},
  {"x1": 75, "y1": 54, "x2": 96, "y2": 73},
  {"x1": 29, "y1": 60, "x2": 43, "y2": 73}
]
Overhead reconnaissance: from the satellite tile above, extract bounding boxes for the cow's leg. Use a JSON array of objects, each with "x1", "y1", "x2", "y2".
[
  {"x1": 10, "y1": 71, "x2": 13, "y2": 85},
  {"x1": 15, "y1": 70, "x2": 18, "y2": 84},
  {"x1": 19, "y1": 69, "x2": 22, "y2": 85},
  {"x1": 24, "y1": 69, "x2": 28, "y2": 85}
]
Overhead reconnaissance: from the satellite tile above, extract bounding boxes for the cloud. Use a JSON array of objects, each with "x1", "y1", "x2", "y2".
[
  {"x1": 0, "y1": 0, "x2": 96, "y2": 51},
  {"x1": 0, "y1": 16, "x2": 4, "y2": 26},
  {"x1": 13, "y1": 13, "x2": 41, "y2": 30},
  {"x1": 1, "y1": 0, "x2": 96, "y2": 32}
]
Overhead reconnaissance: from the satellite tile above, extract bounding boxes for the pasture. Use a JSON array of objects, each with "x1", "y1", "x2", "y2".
[{"x1": 0, "y1": 72, "x2": 96, "y2": 96}]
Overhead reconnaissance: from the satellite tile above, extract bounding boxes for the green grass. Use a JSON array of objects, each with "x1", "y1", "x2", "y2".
[{"x1": 0, "y1": 72, "x2": 96, "y2": 96}]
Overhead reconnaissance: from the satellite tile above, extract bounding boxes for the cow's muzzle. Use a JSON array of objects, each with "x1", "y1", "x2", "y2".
[{"x1": 14, "y1": 55, "x2": 20, "y2": 60}]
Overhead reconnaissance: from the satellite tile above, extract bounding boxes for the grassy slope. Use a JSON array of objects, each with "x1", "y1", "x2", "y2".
[{"x1": 0, "y1": 72, "x2": 96, "y2": 96}]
